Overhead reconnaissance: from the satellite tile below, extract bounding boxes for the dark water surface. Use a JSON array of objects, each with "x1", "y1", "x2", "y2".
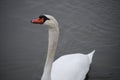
[{"x1": 0, "y1": 0, "x2": 120, "y2": 80}]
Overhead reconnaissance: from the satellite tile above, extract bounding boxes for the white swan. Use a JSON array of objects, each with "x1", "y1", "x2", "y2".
[{"x1": 31, "y1": 14, "x2": 95, "y2": 80}]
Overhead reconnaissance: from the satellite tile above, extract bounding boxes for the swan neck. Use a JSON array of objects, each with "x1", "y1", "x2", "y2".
[{"x1": 42, "y1": 25, "x2": 59, "y2": 80}]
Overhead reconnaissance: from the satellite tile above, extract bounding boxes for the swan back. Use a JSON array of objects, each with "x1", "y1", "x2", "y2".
[{"x1": 51, "y1": 52, "x2": 94, "y2": 80}]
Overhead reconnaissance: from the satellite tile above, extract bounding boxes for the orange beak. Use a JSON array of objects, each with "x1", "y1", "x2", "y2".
[{"x1": 31, "y1": 18, "x2": 44, "y2": 24}]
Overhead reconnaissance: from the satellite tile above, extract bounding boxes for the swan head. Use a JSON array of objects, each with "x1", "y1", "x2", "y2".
[{"x1": 31, "y1": 14, "x2": 58, "y2": 28}]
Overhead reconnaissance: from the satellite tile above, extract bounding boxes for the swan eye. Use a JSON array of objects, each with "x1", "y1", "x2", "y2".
[{"x1": 39, "y1": 15, "x2": 50, "y2": 21}]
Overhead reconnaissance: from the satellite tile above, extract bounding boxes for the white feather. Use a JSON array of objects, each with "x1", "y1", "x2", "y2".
[{"x1": 51, "y1": 51, "x2": 95, "y2": 80}]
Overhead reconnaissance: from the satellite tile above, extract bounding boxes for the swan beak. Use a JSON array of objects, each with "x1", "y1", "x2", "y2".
[{"x1": 31, "y1": 18, "x2": 44, "y2": 24}]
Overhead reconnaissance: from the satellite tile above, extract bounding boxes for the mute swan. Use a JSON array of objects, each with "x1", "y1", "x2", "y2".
[{"x1": 31, "y1": 14, "x2": 95, "y2": 80}]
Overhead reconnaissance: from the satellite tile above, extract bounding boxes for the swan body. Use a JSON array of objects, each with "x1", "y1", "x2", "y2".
[
  {"x1": 51, "y1": 50, "x2": 95, "y2": 80},
  {"x1": 31, "y1": 14, "x2": 95, "y2": 80}
]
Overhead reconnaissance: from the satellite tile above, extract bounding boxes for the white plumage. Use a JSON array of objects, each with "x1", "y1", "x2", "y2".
[
  {"x1": 51, "y1": 50, "x2": 95, "y2": 80},
  {"x1": 31, "y1": 14, "x2": 95, "y2": 80}
]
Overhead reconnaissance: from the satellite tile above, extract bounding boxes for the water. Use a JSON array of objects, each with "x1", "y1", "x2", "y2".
[{"x1": 0, "y1": 0, "x2": 120, "y2": 80}]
